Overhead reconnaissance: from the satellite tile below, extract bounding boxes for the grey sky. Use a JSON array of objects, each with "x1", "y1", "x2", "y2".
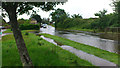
[{"x1": 4, "y1": 0, "x2": 114, "y2": 22}]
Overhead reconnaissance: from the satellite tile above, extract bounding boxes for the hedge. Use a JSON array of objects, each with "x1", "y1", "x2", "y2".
[{"x1": 19, "y1": 24, "x2": 40, "y2": 30}]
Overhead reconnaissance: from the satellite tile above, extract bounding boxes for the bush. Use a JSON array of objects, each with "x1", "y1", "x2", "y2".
[
  {"x1": 18, "y1": 19, "x2": 30, "y2": 24},
  {"x1": 19, "y1": 24, "x2": 40, "y2": 30},
  {"x1": 25, "y1": 32, "x2": 29, "y2": 35}
]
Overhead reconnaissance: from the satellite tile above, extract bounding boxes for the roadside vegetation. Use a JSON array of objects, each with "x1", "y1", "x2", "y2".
[
  {"x1": 1, "y1": 1, "x2": 119, "y2": 67},
  {"x1": 2, "y1": 33, "x2": 94, "y2": 66},
  {"x1": 50, "y1": 8, "x2": 119, "y2": 33},
  {"x1": 40, "y1": 33, "x2": 119, "y2": 64},
  {"x1": 3, "y1": 29, "x2": 39, "y2": 33}
]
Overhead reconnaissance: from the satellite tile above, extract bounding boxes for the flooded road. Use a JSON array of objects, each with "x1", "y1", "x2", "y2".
[
  {"x1": 40, "y1": 25, "x2": 119, "y2": 54},
  {"x1": 41, "y1": 36, "x2": 117, "y2": 66}
]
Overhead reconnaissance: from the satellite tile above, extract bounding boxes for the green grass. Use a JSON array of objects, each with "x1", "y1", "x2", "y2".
[
  {"x1": 3, "y1": 29, "x2": 12, "y2": 33},
  {"x1": 0, "y1": 38, "x2": 2, "y2": 67},
  {"x1": 64, "y1": 27, "x2": 101, "y2": 33},
  {"x1": 3, "y1": 29, "x2": 39, "y2": 33},
  {"x1": 2, "y1": 33, "x2": 94, "y2": 66},
  {"x1": 65, "y1": 27, "x2": 120, "y2": 34},
  {"x1": 40, "y1": 33, "x2": 119, "y2": 64},
  {"x1": 66, "y1": 28, "x2": 94, "y2": 32}
]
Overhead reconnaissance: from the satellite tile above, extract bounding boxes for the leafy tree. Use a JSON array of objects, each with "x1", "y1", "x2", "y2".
[
  {"x1": 50, "y1": 8, "x2": 69, "y2": 28},
  {"x1": 18, "y1": 19, "x2": 30, "y2": 24},
  {"x1": 30, "y1": 14, "x2": 42, "y2": 23},
  {"x1": 116, "y1": 1, "x2": 120, "y2": 26},
  {"x1": 111, "y1": 0, "x2": 120, "y2": 27},
  {"x1": 2, "y1": 2, "x2": 63, "y2": 67},
  {"x1": 71, "y1": 14, "x2": 82, "y2": 19},
  {"x1": 95, "y1": 9, "x2": 107, "y2": 18},
  {"x1": 42, "y1": 18, "x2": 50, "y2": 24},
  {"x1": 94, "y1": 9, "x2": 108, "y2": 30}
]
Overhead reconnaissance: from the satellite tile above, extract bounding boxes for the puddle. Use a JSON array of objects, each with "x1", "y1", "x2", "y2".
[{"x1": 40, "y1": 36, "x2": 117, "y2": 66}]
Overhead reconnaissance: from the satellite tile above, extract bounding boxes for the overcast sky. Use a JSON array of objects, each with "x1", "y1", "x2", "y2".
[{"x1": 4, "y1": 0, "x2": 114, "y2": 22}]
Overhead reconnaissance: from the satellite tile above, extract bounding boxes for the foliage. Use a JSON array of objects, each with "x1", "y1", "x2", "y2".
[
  {"x1": 116, "y1": 1, "x2": 120, "y2": 24},
  {"x1": 50, "y1": 8, "x2": 67, "y2": 22},
  {"x1": 19, "y1": 24, "x2": 40, "y2": 30},
  {"x1": 71, "y1": 14, "x2": 83, "y2": 19},
  {"x1": 41, "y1": 18, "x2": 50, "y2": 24},
  {"x1": 2, "y1": 2, "x2": 63, "y2": 17},
  {"x1": 30, "y1": 14, "x2": 42, "y2": 23},
  {"x1": 94, "y1": 9, "x2": 107, "y2": 18},
  {"x1": 91, "y1": 13, "x2": 119, "y2": 30},
  {"x1": 50, "y1": 8, "x2": 69, "y2": 28},
  {"x1": 18, "y1": 19, "x2": 30, "y2": 24},
  {"x1": 53, "y1": 9, "x2": 119, "y2": 31},
  {"x1": 2, "y1": 19, "x2": 7, "y2": 26},
  {"x1": 25, "y1": 32, "x2": 29, "y2": 35}
]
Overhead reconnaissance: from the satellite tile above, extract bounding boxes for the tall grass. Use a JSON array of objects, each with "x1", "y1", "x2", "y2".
[{"x1": 2, "y1": 33, "x2": 93, "y2": 66}]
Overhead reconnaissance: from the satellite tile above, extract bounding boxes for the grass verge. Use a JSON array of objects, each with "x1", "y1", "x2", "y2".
[
  {"x1": 65, "y1": 28, "x2": 95, "y2": 32},
  {"x1": 2, "y1": 33, "x2": 94, "y2": 66},
  {"x1": 40, "y1": 33, "x2": 119, "y2": 64},
  {"x1": 3, "y1": 29, "x2": 39, "y2": 33}
]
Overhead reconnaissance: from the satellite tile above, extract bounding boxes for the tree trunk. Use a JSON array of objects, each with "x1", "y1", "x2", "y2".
[{"x1": 7, "y1": 6, "x2": 33, "y2": 67}]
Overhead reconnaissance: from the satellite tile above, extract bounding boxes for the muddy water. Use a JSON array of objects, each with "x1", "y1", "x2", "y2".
[
  {"x1": 40, "y1": 26, "x2": 119, "y2": 54},
  {"x1": 41, "y1": 36, "x2": 117, "y2": 66}
]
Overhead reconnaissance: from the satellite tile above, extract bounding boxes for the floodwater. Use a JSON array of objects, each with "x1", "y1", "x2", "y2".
[
  {"x1": 40, "y1": 25, "x2": 119, "y2": 54},
  {"x1": 41, "y1": 36, "x2": 117, "y2": 66}
]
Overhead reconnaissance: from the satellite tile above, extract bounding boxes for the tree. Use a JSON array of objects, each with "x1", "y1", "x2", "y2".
[
  {"x1": 111, "y1": 0, "x2": 120, "y2": 27},
  {"x1": 116, "y1": 1, "x2": 120, "y2": 25},
  {"x1": 18, "y1": 19, "x2": 30, "y2": 24},
  {"x1": 94, "y1": 9, "x2": 108, "y2": 30},
  {"x1": 30, "y1": 14, "x2": 42, "y2": 23},
  {"x1": 95, "y1": 9, "x2": 107, "y2": 18},
  {"x1": 42, "y1": 18, "x2": 50, "y2": 24},
  {"x1": 50, "y1": 8, "x2": 69, "y2": 28},
  {"x1": 71, "y1": 14, "x2": 82, "y2": 19},
  {"x1": 2, "y1": 2, "x2": 63, "y2": 67}
]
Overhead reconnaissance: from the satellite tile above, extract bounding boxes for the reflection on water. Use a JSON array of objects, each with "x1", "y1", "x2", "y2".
[
  {"x1": 40, "y1": 26, "x2": 119, "y2": 54},
  {"x1": 40, "y1": 26, "x2": 55, "y2": 35},
  {"x1": 41, "y1": 36, "x2": 117, "y2": 66}
]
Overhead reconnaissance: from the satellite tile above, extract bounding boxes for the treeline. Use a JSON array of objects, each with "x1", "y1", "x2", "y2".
[{"x1": 50, "y1": 8, "x2": 119, "y2": 32}]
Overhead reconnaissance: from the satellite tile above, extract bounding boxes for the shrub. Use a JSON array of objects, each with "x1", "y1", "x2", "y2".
[
  {"x1": 25, "y1": 32, "x2": 29, "y2": 35},
  {"x1": 19, "y1": 24, "x2": 39, "y2": 30}
]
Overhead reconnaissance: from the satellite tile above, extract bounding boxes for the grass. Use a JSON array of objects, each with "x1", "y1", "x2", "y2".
[
  {"x1": 3, "y1": 29, "x2": 39, "y2": 33},
  {"x1": 0, "y1": 38, "x2": 2, "y2": 67},
  {"x1": 65, "y1": 28, "x2": 95, "y2": 32},
  {"x1": 2, "y1": 33, "x2": 94, "y2": 66},
  {"x1": 3, "y1": 29, "x2": 12, "y2": 33},
  {"x1": 40, "y1": 33, "x2": 119, "y2": 64},
  {"x1": 64, "y1": 27, "x2": 120, "y2": 34}
]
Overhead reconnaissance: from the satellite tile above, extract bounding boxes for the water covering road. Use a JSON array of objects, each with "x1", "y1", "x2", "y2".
[
  {"x1": 40, "y1": 25, "x2": 119, "y2": 54},
  {"x1": 41, "y1": 35, "x2": 117, "y2": 66}
]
